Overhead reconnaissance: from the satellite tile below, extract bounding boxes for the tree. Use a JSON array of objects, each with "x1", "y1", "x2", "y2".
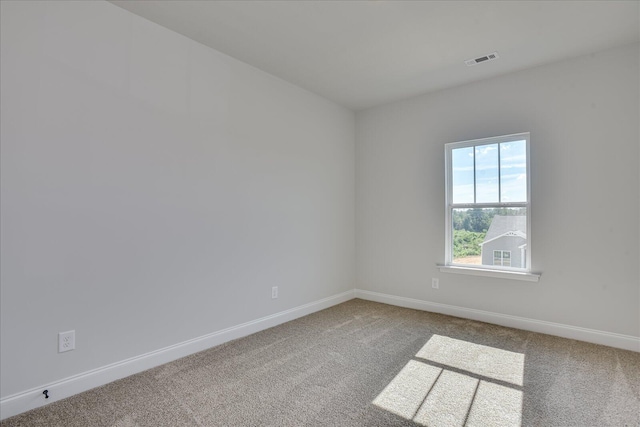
[{"x1": 453, "y1": 229, "x2": 485, "y2": 257}]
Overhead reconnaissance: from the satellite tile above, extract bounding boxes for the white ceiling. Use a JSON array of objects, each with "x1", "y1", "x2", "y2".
[{"x1": 111, "y1": 1, "x2": 639, "y2": 111}]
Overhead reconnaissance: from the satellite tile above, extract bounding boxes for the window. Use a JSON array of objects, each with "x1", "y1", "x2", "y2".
[
  {"x1": 444, "y1": 132, "x2": 531, "y2": 274},
  {"x1": 493, "y1": 250, "x2": 511, "y2": 267}
]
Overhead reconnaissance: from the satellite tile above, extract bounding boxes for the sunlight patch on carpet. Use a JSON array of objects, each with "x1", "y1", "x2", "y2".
[
  {"x1": 466, "y1": 381, "x2": 522, "y2": 427},
  {"x1": 416, "y1": 334, "x2": 525, "y2": 386},
  {"x1": 372, "y1": 360, "x2": 441, "y2": 419},
  {"x1": 373, "y1": 334, "x2": 524, "y2": 427},
  {"x1": 414, "y1": 369, "x2": 478, "y2": 426}
]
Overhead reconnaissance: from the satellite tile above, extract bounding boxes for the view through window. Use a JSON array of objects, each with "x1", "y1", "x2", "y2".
[{"x1": 445, "y1": 133, "x2": 530, "y2": 271}]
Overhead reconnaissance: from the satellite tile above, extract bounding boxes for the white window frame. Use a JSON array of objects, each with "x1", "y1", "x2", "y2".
[{"x1": 439, "y1": 132, "x2": 540, "y2": 282}]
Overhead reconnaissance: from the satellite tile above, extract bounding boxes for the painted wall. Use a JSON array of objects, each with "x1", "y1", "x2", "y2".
[
  {"x1": 356, "y1": 43, "x2": 639, "y2": 338},
  {"x1": 0, "y1": 1, "x2": 355, "y2": 398}
]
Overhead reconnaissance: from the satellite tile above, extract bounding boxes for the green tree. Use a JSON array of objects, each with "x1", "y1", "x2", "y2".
[{"x1": 453, "y1": 229, "x2": 485, "y2": 257}]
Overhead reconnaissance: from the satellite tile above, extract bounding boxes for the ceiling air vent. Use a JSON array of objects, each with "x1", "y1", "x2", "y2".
[{"x1": 465, "y1": 52, "x2": 499, "y2": 67}]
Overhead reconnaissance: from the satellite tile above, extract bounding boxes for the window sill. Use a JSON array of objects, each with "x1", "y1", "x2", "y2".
[{"x1": 438, "y1": 265, "x2": 540, "y2": 282}]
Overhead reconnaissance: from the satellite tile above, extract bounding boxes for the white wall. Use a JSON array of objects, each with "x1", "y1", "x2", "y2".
[
  {"x1": 356, "y1": 43, "x2": 639, "y2": 338},
  {"x1": 1, "y1": 1, "x2": 355, "y2": 399},
  {"x1": 1, "y1": 0, "x2": 637, "y2": 417}
]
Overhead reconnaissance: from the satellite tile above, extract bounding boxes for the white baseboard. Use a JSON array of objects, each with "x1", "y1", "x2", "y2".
[
  {"x1": 0, "y1": 289, "x2": 356, "y2": 421},
  {"x1": 355, "y1": 289, "x2": 640, "y2": 353},
  {"x1": 3, "y1": 288, "x2": 637, "y2": 420}
]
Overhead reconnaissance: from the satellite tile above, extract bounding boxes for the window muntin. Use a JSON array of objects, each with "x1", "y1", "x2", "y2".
[{"x1": 445, "y1": 133, "x2": 531, "y2": 272}]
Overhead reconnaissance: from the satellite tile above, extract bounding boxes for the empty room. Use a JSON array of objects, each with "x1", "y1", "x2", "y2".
[{"x1": 1, "y1": 1, "x2": 638, "y2": 426}]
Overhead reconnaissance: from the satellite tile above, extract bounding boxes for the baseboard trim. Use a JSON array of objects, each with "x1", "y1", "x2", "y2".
[
  {"x1": 4, "y1": 288, "x2": 637, "y2": 420},
  {"x1": 354, "y1": 289, "x2": 640, "y2": 352},
  {"x1": 0, "y1": 289, "x2": 356, "y2": 421}
]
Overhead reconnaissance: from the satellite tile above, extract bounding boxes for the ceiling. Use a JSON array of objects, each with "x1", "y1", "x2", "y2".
[{"x1": 111, "y1": 1, "x2": 639, "y2": 111}]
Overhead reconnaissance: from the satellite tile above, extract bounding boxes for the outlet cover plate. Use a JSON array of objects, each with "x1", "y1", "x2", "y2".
[{"x1": 59, "y1": 330, "x2": 75, "y2": 353}]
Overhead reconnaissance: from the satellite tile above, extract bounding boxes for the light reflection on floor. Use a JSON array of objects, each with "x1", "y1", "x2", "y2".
[
  {"x1": 373, "y1": 334, "x2": 524, "y2": 427},
  {"x1": 417, "y1": 335, "x2": 525, "y2": 386}
]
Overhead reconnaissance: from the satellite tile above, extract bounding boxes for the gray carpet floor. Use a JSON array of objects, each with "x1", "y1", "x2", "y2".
[{"x1": 2, "y1": 299, "x2": 639, "y2": 426}]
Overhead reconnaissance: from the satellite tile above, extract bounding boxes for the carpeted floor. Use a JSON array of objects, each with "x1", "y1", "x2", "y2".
[{"x1": 2, "y1": 299, "x2": 639, "y2": 426}]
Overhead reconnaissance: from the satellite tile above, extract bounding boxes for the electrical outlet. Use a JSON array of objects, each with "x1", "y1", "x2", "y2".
[
  {"x1": 271, "y1": 286, "x2": 278, "y2": 299},
  {"x1": 432, "y1": 278, "x2": 439, "y2": 289},
  {"x1": 58, "y1": 330, "x2": 75, "y2": 353}
]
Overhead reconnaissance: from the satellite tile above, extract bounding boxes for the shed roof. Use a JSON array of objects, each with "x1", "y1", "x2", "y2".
[{"x1": 482, "y1": 215, "x2": 526, "y2": 243}]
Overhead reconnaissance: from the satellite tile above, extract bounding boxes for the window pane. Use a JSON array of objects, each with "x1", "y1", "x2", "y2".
[
  {"x1": 452, "y1": 207, "x2": 527, "y2": 269},
  {"x1": 452, "y1": 147, "x2": 474, "y2": 203},
  {"x1": 500, "y1": 140, "x2": 527, "y2": 202},
  {"x1": 475, "y1": 144, "x2": 499, "y2": 203},
  {"x1": 493, "y1": 250, "x2": 502, "y2": 266}
]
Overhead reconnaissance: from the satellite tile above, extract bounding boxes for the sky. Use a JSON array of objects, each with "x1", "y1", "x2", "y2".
[{"x1": 452, "y1": 140, "x2": 527, "y2": 204}]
